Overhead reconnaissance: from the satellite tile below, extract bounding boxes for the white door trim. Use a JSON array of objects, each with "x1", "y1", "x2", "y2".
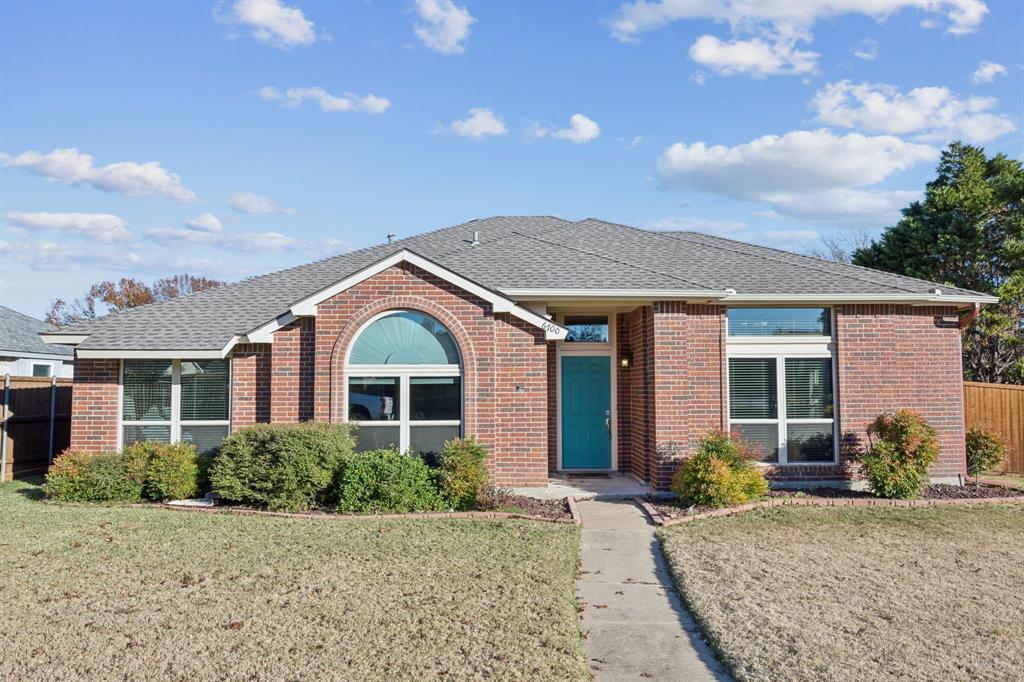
[{"x1": 555, "y1": 313, "x2": 617, "y2": 472}]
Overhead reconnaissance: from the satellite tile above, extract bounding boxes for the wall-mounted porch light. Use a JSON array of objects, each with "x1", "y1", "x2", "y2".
[{"x1": 619, "y1": 352, "x2": 632, "y2": 368}]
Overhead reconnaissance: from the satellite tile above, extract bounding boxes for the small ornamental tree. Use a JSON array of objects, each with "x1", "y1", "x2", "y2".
[
  {"x1": 965, "y1": 427, "x2": 1006, "y2": 482},
  {"x1": 860, "y1": 410, "x2": 939, "y2": 499}
]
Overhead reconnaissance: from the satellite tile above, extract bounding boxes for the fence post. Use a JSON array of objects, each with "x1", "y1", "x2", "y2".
[
  {"x1": 1, "y1": 374, "x2": 9, "y2": 482},
  {"x1": 48, "y1": 374, "x2": 57, "y2": 465}
]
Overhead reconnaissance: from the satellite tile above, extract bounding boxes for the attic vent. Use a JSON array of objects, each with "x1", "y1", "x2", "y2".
[
  {"x1": 724, "y1": 288, "x2": 737, "y2": 295},
  {"x1": 931, "y1": 287, "x2": 942, "y2": 296},
  {"x1": 470, "y1": 230, "x2": 481, "y2": 246},
  {"x1": 386, "y1": 233, "x2": 396, "y2": 244}
]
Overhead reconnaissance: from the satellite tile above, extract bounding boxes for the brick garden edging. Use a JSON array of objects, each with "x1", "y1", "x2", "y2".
[
  {"x1": 634, "y1": 494, "x2": 1024, "y2": 527},
  {"x1": 134, "y1": 497, "x2": 582, "y2": 526}
]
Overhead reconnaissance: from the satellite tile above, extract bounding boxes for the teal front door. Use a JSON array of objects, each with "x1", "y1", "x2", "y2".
[{"x1": 561, "y1": 355, "x2": 612, "y2": 469}]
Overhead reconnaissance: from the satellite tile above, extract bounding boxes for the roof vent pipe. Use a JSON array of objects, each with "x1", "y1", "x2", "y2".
[
  {"x1": 470, "y1": 230, "x2": 480, "y2": 246},
  {"x1": 724, "y1": 288, "x2": 737, "y2": 295}
]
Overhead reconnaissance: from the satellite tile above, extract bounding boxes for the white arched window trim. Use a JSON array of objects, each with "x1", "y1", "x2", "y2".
[{"x1": 343, "y1": 310, "x2": 463, "y2": 455}]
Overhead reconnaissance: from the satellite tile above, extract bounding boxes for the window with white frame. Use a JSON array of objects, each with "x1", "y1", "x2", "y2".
[
  {"x1": 121, "y1": 359, "x2": 230, "y2": 454},
  {"x1": 345, "y1": 311, "x2": 462, "y2": 459},
  {"x1": 32, "y1": 363, "x2": 54, "y2": 377},
  {"x1": 726, "y1": 307, "x2": 836, "y2": 464}
]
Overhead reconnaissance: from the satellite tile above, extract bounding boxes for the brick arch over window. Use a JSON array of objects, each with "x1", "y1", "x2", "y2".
[{"x1": 327, "y1": 296, "x2": 480, "y2": 429}]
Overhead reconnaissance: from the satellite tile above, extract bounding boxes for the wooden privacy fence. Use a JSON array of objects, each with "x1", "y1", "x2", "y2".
[
  {"x1": 1, "y1": 375, "x2": 73, "y2": 481},
  {"x1": 964, "y1": 381, "x2": 1024, "y2": 475}
]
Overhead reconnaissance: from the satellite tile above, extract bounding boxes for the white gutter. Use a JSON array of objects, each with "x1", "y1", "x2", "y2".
[
  {"x1": 499, "y1": 288, "x2": 998, "y2": 306},
  {"x1": 40, "y1": 334, "x2": 89, "y2": 345}
]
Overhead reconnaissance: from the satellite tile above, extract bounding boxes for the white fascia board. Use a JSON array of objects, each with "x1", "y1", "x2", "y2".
[
  {"x1": 499, "y1": 288, "x2": 721, "y2": 301},
  {"x1": 286, "y1": 249, "x2": 567, "y2": 340},
  {"x1": 502, "y1": 289, "x2": 997, "y2": 307},
  {"x1": 0, "y1": 350, "x2": 74, "y2": 361},
  {"x1": 76, "y1": 348, "x2": 225, "y2": 359},
  {"x1": 245, "y1": 312, "x2": 296, "y2": 344},
  {"x1": 40, "y1": 334, "x2": 89, "y2": 345},
  {"x1": 722, "y1": 293, "x2": 998, "y2": 305}
]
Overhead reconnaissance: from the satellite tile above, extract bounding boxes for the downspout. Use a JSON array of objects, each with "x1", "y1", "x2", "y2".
[{"x1": 958, "y1": 302, "x2": 981, "y2": 329}]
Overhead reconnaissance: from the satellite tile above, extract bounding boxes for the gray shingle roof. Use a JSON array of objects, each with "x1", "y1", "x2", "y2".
[
  {"x1": 46, "y1": 217, "x2": 993, "y2": 352},
  {"x1": 1, "y1": 305, "x2": 73, "y2": 357}
]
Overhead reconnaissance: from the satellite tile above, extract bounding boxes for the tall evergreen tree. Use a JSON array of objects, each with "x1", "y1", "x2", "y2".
[{"x1": 853, "y1": 142, "x2": 1024, "y2": 384}]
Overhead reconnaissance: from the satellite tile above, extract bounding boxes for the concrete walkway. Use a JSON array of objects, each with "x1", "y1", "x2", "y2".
[{"x1": 576, "y1": 500, "x2": 730, "y2": 681}]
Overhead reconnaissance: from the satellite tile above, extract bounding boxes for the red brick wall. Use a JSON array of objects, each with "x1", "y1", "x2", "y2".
[
  {"x1": 68, "y1": 358, "x2": 120, "y2": 451},
  {"x1": 231, "y1": 344, "x2": 271, "y2": 429},
  {"x1": 270, "y1": 317, "x2": 315, "y2": 422},
  {"x1": 546, "y1": 343, "x2": 557, "y2": 472},
  {"x1": 617, "y1": 307, "x2": 654, "y2": 482},
  {"x1": 648, "y1": 303, "x2": 727, "y2": 489},
  {"x1": 835, "y1": 304, "x2": 966, "y2": 480}
]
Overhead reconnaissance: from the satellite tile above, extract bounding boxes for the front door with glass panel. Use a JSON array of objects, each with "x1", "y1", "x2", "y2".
[{"x1": 561, "y1": 355, "x2": 611, "y2": 469}]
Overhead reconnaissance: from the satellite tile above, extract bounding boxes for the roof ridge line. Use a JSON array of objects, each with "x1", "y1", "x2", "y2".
[{"x1": 518, "y1": 230, "x2": 716, "y2": 290}]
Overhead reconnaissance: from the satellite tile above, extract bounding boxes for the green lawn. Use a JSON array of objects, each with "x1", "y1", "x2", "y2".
[
  {"x1": 660, "y1": 504, "x2": 1024, "y2": 682},
  {"x1": 0, "y1": 480, "x2": 587, "y2": 681}
]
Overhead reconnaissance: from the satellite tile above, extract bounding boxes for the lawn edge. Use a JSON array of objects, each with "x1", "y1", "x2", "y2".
[
  {"x1": 633, "y1": 496, "x2": 667, "y2": 525},
  {"x1": 655, "y1": 494, "x2": 1024, "y2": 527}
]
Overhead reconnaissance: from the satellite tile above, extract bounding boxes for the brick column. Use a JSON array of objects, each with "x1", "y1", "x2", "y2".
[{"x1": 69, "y1": 358, "x2": 120, "y2": 451}]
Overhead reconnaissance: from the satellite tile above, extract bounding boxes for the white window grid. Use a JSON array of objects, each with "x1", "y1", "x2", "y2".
[
  {"x1": 119, "y1": 359, "x2": 231, "y2": 448},
  {"x1": 344, "y1": 364, "x2": 462, "y2": 452}
]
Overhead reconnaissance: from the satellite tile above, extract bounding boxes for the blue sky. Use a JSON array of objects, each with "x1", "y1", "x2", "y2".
[{"x1": 1, "y1": 0, "x2": 1021, "y2": 319}]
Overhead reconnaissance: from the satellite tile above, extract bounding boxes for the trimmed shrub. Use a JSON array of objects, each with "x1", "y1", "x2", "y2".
[
  {"x1": 966, "y1": 427, "x2": 1006, "y2": 480},
  {"x1": 123, "y1": 441, "x2": 201, "y2": 501},
  {"x1": 672, "y1": 431, "x2": 769, "y2": 508},
  {"x1": 44, "y1": 450, "x2": 144, "y2": 503},
  {"x1": 209, "y1": 422, "x2": 356, "y2": 512},
  {"x1": 336, "y1": 449, "x2": 443, "y2": 514},
  {"x1": 435, "y1": 436, "x2": 489, "y2": 510},
  {"x1": 860, "y1": 410, "x2": 939, "y2": 499}
]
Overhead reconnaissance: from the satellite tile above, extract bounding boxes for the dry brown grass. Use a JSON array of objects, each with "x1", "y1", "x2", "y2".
[
  {"x1": 0, "y1": 480, "x2": 586, "y2": 681},
  {"x1": 660, "y1": 504, "x2": 1024, "y2": 682}
]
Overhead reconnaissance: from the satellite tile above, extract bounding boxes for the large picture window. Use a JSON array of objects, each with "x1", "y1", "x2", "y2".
[
  {"x1": 121, "y1": 359, "x2": 230, "y2": 454},
  {"x1": 728, "y1": 356, "x2": 835, "y2": 464},
  {"x1": 346, "y1": 311, "x2": 462, "y2": 458}
]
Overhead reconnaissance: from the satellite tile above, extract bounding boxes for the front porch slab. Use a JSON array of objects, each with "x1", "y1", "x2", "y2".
[{"x1": 514, "y1": 472, "x2": 662, "y2": 500}]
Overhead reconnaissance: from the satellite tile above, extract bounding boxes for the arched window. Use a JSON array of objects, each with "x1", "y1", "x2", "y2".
[{"x1": 345, "y1": 311, "x2": 462, "y2": 458}]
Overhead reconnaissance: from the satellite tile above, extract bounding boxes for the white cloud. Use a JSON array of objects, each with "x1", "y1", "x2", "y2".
[
  {"x1": 1, "y1": 239, "x2": 143, "y2": 271},
  {"x1": 656, "y1": 128, "x2": 937, "y2": 221},
  {"x1": 527, "y1": 114, "x2": 602, "y2": 144},
  {"x1": 608, "y1": 1, "x2": 988, "y2": 42},
  {"x1": 146, "y1": 227, "x2": 297, "y2": 252},
  {"x1": 852, "y1": 37, "x2": 878, "y2": 61},
  {"x1": 608, "y1": 1, "x2": 987, "y2": 78},
  {"x1": 229, "y1": 191, "x2": 291, "y2": 214},
  {"x1": 0, "y1": 147, "x2": 196, "y2": 203},
  {"x1": 765, "y1": 229, "x2": 819, "y2": 241},
  {"x1": 620, "y1": 135, "x2": 643, "y2": 148},
  {"x1": 443, "y1": 108, "x2": 508, "y2": 138},
  {"x1": 972, "y1": 60, "x2": 1007, "y2": 84},
  {"x1": 4, "y1": 211, "x2": 132, "y2": 242},
  {"x1": 813, "y1": 80, "x2": 1016, "y2": 143},
  {"x1": 689, "y1": 35, "x2": 818, "y2": 77},
  {"x1": 185, "y1": 213, "x2": 223, "y2": 233},
  {"x1": 222, "y1": 0, "x2": 316, "y2": 49},
  {"x1": 414, "y1": 0, "x2": 475, "y2": 54},
  {"x1": 259, "y1": 86, "x2": 390, "y2": 114}
]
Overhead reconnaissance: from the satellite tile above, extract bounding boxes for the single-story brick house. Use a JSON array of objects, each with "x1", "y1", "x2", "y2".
[{"x1": 41, "y1": 217, "x2": 996, "y2": 489}]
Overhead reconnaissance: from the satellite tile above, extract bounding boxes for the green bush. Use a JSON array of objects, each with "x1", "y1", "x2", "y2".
[
  {"x1": 435, "y1": 436, "x2": 489, "y2": 510},
  {"x1": 671, "y1": 431, "x2": 769, "y2": 508},
  {"x1": 336, "y1": 449, "x2": 442, "y2": 514},
  {"x1": 860, "y1": 410, "x2": 939, "y2": 499},
  {"x1": 966, "y1": 427, "x2": 1006, "y2": 480},
  {"x1": 209, "y1": 422, "x2": 355, "y2": 512},
  {"x1": 123, "y1": 441, "x2": 201, "y2": 501},
  {"x1": 43, "y1": 450, "x2": 144, "y2": 503}
]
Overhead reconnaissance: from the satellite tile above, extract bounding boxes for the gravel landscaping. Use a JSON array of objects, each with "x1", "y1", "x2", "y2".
[
  {"x1": 0, "y1": 480, "x2": 587, "y2": 681},
  {"x1": 659, "y1": 504, "x2": 1024, "y2": 682}
]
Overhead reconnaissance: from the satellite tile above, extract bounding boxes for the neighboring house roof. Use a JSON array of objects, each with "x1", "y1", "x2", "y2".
[
  {"x1": 1, "y1": 305, "x2": 74, "y2": 358},
  {"x1": 41, "y1": 216, "x2": 997, "y2": 355}
]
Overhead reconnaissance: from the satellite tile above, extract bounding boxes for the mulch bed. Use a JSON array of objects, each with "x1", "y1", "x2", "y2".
[
  {"x1": 497, "y1": 494, "x2": 573, "y2": 521},
  {"x1": 648, "y1": 483, "x2": 1024, "y2": 520}
]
